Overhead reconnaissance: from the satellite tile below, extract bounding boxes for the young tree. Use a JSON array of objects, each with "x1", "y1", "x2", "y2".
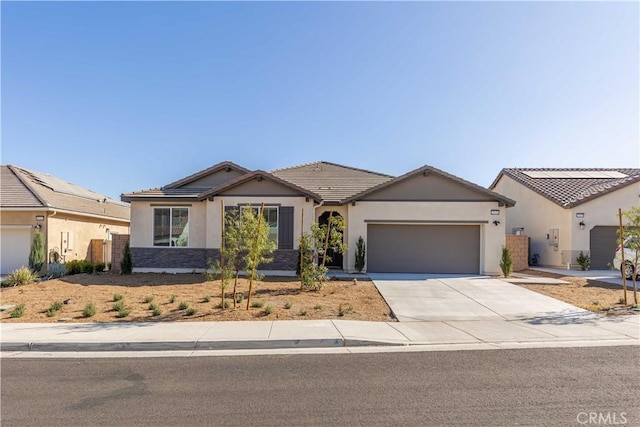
[
  {"x1": 243, "y1": 205, "x2": 276, "y2": 310},
  {"x1": 28, "y1": 231, "x2": 45, "y2": 273},
  {"x1": 621, "y1": 206, "x2": 640, "y2": 304},
  {"x1": 499, "y1": 245, "x2": 513, "y2": 278},
  {"x1": 298, "y1": 213, "x2": 347, "y2": 290}
]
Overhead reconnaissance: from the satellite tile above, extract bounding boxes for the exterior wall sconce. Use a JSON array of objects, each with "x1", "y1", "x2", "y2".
[
  {"x1": 576, "y1": 213, "x2": 585, "y2": 218},
  {"x1": 490, "y1": 209, "x2": 500, "y2": 215},
  {"x1": 579, "y1": 221, "x2": 585, "y2": 230},
  {"x1": 493, "y1": 220, "x2": 501, "y2": 226},
  {"x1": 35, "y1": 215, "x2": 45, "y2": 221}
]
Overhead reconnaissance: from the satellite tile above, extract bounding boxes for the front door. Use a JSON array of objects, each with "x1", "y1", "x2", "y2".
[{"x1": 318, "y1": 211, "x2": 344, "y2": 269}]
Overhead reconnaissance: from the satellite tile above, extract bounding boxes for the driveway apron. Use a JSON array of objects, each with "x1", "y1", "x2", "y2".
[{"x1": 368, "y1": 274, "x2": 590, "y2": 322}]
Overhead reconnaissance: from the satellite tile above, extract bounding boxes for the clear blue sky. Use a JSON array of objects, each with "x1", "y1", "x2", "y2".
[{"x1": 2, "y1": 1, "x2": 638, "y2": 200}]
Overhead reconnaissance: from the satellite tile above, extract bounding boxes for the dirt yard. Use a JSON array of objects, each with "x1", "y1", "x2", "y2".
[
  {"x1": 0, "y1": 273, "x2": 394, "y2": 323},
  {"x1": 516, "y1": 269, "x2": 639, "y2": 315}
]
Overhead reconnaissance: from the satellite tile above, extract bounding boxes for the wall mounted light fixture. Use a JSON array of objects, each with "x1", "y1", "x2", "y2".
[
  {"x1": 579, "y1": 221, "x2": 585, "y2": 230},
  {"x1": 490, "y1": 209, "x2": 500, "y2": 215},
  {"x1": 576, "y1": 213, "x2": 585, "y2": 218},
  {"x1": 35, "y1": 215, "x2": 45, "y2": 221}
]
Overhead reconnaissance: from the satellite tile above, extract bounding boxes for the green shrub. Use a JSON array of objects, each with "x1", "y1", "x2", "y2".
[
  {"x1": 217, "y1": 300, "x2": 230, "y2": 309},
  {"x1": 203, "y1": 295, "x2": 211, "y2": 303},
  {"x1": 185, "y1": 307, "x2": 197, "y2": 316},
  {"x1": 149, "y1": 302, "x2": 159, "y2": 311},
  {"x1": 499, "y1": 246, "x2": 513, "y2": 278},
  {"x1": 178, "y1": 301, "x2": 189, "y2": 310},
  {"x1": 45, "y1": 308, "x2": 57, "y2": 317},
  {"x1": 121, "y1": 242, "x2": 133, "y2": 275},
  {"x1": 10, "y1": 304, "x2": 26, "y2": 318},
  {"x1": 66, "y1": 260, "x2": 95, "y2": 275},
  {"x1": 299, "y1": 308, "x2": 308, "y2": 316},
  {"x1": 314, "y1": 304, "x2": 323, "y2": 310},
  {"x1": 251, "y1": 301, "x2": 264, "y2": 308},
  {"x1": 29, "y1": 231, "x2": 46, "y2": 272},
  {"x1": 264, "y1": 305, "x2": 274, "y2": 315},
  {"x1": 3, "y1": 266, "x2": 39, "y2": 287},
  {"x1": 50, "y1": 301, "x2": 64, "y2": 311},
  {"x1": 576, "y1": 251, "x2": 590, "y2": 271},
  {"x1": 284, "y1": 302, "x2": 293, "y2": 309},
  {"x1": 236, "y1": 294, "x2": 244, "y2": 304},
  {"x1": 143, "y1": 295, "x2": 155, "y2": 303},
  {"x1": 45, "y1": 263, "x2": 67, "y2": 279},
  {"x1": 113, "y1": 294, "x2": 124, "y2": 302},
  {"x1": 116, "y1": 308, "x2": 130, "y2": 318},
  {"x1": 82, "y1": 302, "x2": 96, "y2": 318},
  {"x1": 338, "y1": 303, "x2": 353, "y2": 317},
  {"x1": 94, "y1": 262, "x2": 106, "y2": 272},
  {"x1": 151, "y1": 305, "x2": 162, "y2": 316},
  {"x1": 112, "y1": 301, "x2": 126, "y2": 312},
  {"x1": 355, "y1": 236, "x2": 366, "y2": 273},
  {"x1": 169, "y1": 294, "x2": 176, "y2": 303}
]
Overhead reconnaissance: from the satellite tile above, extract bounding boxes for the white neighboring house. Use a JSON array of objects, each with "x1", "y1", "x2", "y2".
[{"x1": 490, "y1": 168, "x2": 640, "y2": 270}]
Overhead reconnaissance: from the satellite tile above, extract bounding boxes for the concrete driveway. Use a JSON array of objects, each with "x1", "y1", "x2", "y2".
[{"x1": 369, "y1": 273, "x2": 589, "y2": 322}]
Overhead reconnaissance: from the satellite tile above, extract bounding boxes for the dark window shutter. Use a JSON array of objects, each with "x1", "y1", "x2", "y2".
[{"x1": 278, "y1": 206, "x2": 294, "y2": 250}]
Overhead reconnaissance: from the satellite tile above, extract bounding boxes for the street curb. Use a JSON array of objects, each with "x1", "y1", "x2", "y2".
[{"x1": 1, "y1": 338, "x2": 400, "y2": 352}]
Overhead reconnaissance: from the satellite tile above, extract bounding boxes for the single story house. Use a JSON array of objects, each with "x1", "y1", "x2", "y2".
[
  {"x1": 490, "y1": 168, "x2": 640, "y2": 269},
  {"x1": 1, "y1": 165, "x2": 131, "y2": 274},
  {"x1": 121, "y1": 161, "x2": 515, "y2": 275}
]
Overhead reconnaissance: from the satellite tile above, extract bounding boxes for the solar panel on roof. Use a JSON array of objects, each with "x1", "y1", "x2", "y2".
[{"x1": 521, "y1": 170, "x2": 627, "y2": 179}]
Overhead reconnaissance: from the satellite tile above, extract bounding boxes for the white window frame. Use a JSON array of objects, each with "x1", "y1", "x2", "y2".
[
  {"x1": 153, "y1": 207, "x2": 190, "y2": 247},
  {"x1": 241, "y1": 205, "x2": 279, "y2": 247}
]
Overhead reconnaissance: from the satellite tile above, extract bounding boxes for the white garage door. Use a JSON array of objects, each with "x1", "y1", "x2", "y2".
[
  {"x1": 367, "y1": 224, "x2": 481, "y2": 274},
  {"x1": 1, "y1": 227, "x2": 32, "y2": 275}
]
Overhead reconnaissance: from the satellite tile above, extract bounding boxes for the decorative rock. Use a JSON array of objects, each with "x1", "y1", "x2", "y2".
[
  {"x1": 58, "y1": 317, "x2": 73, "y2": 322},
  {"x1": 64, "y1": 299, "x2": 73, "y2": 305},
  {"x1": 0, "y1": 304, "x2": 15, "y2": 312}
]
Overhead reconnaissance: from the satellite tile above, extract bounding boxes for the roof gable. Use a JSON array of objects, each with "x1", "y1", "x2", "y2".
[
  {"x1": 346, "y1": 165, "x2": 515, "y2": 206},
  {"x1": 272, "y1": 161, "x2": 393, "y2": 203},
  {"x1": 198, "y1": 171, "x2": 322, "y2": 201},
  {"x1": 2, "y1": 165, "x2": 130, "y2": 220},
  {"x1": 491, "y1": 168, "x2": 640, "y2": 208},
  {"x1": 165, "y1": 161, "x2": 251, "y2": 189}
]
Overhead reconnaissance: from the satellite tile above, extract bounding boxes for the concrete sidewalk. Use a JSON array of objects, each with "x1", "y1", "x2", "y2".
[{"x1": 1, "y1": 315, "x2": 638, "y2": 354}]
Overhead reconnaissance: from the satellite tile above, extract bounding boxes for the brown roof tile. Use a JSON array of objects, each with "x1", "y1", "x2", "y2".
[
  {"x1": 271, "y1": 161, "x2": 393, "y2": 203},
  {"x1": 491, "y1": 168, "x2": 640, "y2": 208}
]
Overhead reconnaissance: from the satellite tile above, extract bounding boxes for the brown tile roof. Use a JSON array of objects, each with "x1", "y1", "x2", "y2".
[
  {"x1": 490, "y1": 168, "x2": 640, "y2": 208},
  {"x1": 1, "y1": 165, "x2": 130, "y2": 221},
  {"x1": 343, "y1": 164, "x2": 516, "y2": 206},
  {"x1": 271, "y1": 161, "x2": 393, "y2": 203},
  {"x1": 197, "y1": 170, "x2": 322, "y2": 202}
]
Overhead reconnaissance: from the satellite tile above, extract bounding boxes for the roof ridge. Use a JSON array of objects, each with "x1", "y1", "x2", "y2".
[
  {"x1": 6, "y1": 165, "x2": 48, "y2": 207},
  {"x1": 272, "y1": 160, "x2": 394, "y2": 178}
]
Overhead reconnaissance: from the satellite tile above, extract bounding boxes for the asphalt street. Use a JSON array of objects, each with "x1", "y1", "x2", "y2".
[{"x1": 2, "y1": 346, "x2": 638, "y2": 426}]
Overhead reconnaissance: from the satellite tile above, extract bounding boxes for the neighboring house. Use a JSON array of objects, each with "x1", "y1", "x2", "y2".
[
  {"x1": 122, "y1": 161, "x2": 514, "y2": 275},
  {"x1": 0, "y1": 165, "x2": 131, "y2": 274},
  {"x1": 490, "y1": 168, "x2": 640, "y2": 270}
]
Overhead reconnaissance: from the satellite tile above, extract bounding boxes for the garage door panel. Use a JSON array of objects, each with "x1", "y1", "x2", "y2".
[
  {"x1": 367, "y1": 224, "x2": 480, "y2": 274},
  {"x1": 589, "y1": 226, "x2": 618, "y2": 270},
  {"x1": 1, "y1": 228, "x2": 32, "y2": 275}
]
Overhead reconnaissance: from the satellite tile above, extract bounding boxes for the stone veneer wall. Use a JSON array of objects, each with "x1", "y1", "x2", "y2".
[
  {"x1": 110, "y1": 234, "x2": 130, "y2": 274},
  {"x1": 505, "y1": 234, "x2": 529, "y2": 272},
  {"x1": 130, "y1": 248, "x2": 298, "y2": 271}
]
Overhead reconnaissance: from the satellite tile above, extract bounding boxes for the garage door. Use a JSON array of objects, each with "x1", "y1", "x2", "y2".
[
  {"x1": 367, "y1": 224, "x2": 480, "y2": 274},
  {"x1": 590, "y1": 226, "x2": 618, "y2": 270},
  {"x1": 1, "y1": 227, "x2": 32, "y2": 275}
]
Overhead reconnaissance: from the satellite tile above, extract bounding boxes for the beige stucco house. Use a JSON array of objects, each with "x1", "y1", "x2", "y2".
[
  {"x1": 490, "y1": 168, "x2": 640, "y2": 269},
  {"x1": 122, "y1": 161, "x2": 514, "y2": 275},
  {"x1": 0, "y1": 165, "x2": 130, "y2": 274}
]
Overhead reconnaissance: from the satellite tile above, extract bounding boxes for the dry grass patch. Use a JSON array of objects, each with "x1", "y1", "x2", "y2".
[
  {"x1": 517, "y1": 269, "x2": 639, "y2": 315},
  {"x1": 0, "y1": 273, "x2": 393, "y2": 323}
]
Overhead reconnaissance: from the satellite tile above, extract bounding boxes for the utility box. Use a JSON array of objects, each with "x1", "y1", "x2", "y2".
[{"x1": 61, "y1": 231, "x2": 73, "y2": 253}]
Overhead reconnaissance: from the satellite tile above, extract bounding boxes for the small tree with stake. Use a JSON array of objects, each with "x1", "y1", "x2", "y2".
[
  {"x1": 355, "y1": 236, "x2": 366, "y2": 273},
  {"x1": 620, "y1": 206, "x2": 640, "y2": 305},
  {"x1": 243, "y1": 204, "x2": 276, "y2": 310},
  {"x1": 499, "y1": 245, "x2": 513, "y2": 278}
]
